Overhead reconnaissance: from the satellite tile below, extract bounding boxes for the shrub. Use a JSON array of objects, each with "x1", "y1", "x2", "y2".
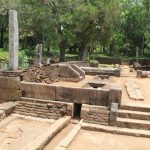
[{"x1": 90, "y1": 60, "x2": 99, "y2": 67}]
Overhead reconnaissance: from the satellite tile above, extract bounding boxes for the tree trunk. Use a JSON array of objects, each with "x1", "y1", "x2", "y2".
[
  {"x1": 79, "y1": 43, "x2": 84, "y2": 60},
  {"x1": 136, "y1": 46, "x2": 139, "y2": 63},
  {"x1": 0, "y1": 24, "x2": 4, "y2": 48},
  {"x1": 59, "y1": 40, "x2": 66, "y2": 62},
  {"x1": 141, "y1": 36, "x2": 145, "y2": 55},
  {"x1": 82, "y1": 47, "x2": 88, "y2": 61}
]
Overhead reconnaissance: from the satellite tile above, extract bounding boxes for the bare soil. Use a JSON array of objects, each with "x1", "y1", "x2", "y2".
[
  {"x1": 44, "y1": 123, "x2": 75, "y2": 150},
  {"x1": 111, "y1": 65, "x2": 150, "y2": 106},
  {"x1": 0, "y1": 117, "x2": 51, "y2": 150},
  {"x1": 68, "y1": 129, "x2": 150, "y2": 150}
]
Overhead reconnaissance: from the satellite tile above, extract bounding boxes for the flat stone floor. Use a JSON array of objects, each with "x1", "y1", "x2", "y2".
[
  {"x1": 68, "y1": 129, "x2": 150, "y2": 150},
  {"x1": 51, "y1": 75, "x2": 96, "y2": 87},
  {"x1": 0, "y1": 116, "x2": 52, "y2": 150},
  {"x1": 111, "y1": 65, "x2": 150, "y2": 106}
]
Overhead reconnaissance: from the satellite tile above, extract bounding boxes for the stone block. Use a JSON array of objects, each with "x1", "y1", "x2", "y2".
[
  {"x1": 20, "y1": 82, "x2": 56, "y2": 100},
  {"x1": 81, "y1": 104, "x2": 109, "y2": 125},
  {"x1": 0, "y1": 101, "x2": 18, "y2": 115},
  {"x1": 0, "y1": 89, "x2": 20, "y2": 101},
  {"x1": 0, "y1": 110, "x2": 6, "y2": 120},
  {"x1": 71, "y1": 88, "x2": 90, "y2": 104},
  {"x1": 109, "y1": 103, "x2": 118, "y2": 126},
  {"x1": 70, "y1": 64, "x2": 85, "y2": 77},
  {"x1": 59, "y1": 64, "x2": 80, "y2": 78},
  {"x1": 0, "y1": 76, "x2": 20, "y2": 89},
  {"x1": 89, "y1": 89, "x2": 109, "y2": 106},
  {"x1": 109, "y1": 84, "x2": 122, "y2": 106},
  {"x1": 56, "y1": 87, "x2": 73, "y2": 102}
]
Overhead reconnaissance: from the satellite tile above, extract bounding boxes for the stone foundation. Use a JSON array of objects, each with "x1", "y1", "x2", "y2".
[
  {"x1": 14, "y1": 97, "x2": 73, "y2": 119},
  {"x1": 20, "y1": 82, "x2": 121, "y2": 106},
  {"x1": 81, "y1": 67, "x2": 121, "y2": 77},
  {"x1": 0, "y1": 76, "x2": 20, "y2": 102},
  {"x1": 81, "y1": 104, "x2": 110, "y2": 125}
]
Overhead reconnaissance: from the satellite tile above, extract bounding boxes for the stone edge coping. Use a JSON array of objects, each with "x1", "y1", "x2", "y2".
[
  {"x1": 12, "y1": 113, "x2": 56, "y2": 123},
  {"x1": 55, "y1": 119, "x2": 83, "y2": 150},
  {"x1": 81, "y1": 122, "x2": 150, "y2": 138}
]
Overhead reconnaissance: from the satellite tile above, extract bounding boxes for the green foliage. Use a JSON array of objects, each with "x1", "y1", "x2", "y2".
[
  {"x1": 0, "y1": 0, "x2": 150, "y2": 61},
  {"x1": 90, "y1": 60, "x2": 99, "y2": 67}
]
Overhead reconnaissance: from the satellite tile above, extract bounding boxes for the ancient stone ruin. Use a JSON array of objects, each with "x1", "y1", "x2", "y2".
[{"x1": 0, "y1": 10, "x2": 150, "y2": 150}]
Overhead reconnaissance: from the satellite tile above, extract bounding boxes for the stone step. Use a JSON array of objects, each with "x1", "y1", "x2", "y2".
[
  {"x1": 117, "y1": 117, "x2": 150, "y2": 130},
  {"x1": 118, "y1": 110, "x2": 150, "y2": 120},
  {"x1": 18, "y1": 101, "x2": 47, "y2": 107},
  {"x1": 20, "y1": 97, "x2": 50, "y2": 104},
  {"x1": 81, "y1": 122, "x2": 150, "y2": 138},
  {"x1": 13, "y1": 111, "x2": 59, "y2": 119},
  {"x1": 120, "y1": 104, "x2": 150, "y2": 112}
]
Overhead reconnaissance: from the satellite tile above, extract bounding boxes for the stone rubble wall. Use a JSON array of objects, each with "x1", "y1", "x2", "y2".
[
  {"x1": 0, "y1": 76, "x2": 20, "y2": 102},
  {"x1": 14, "y1": 97, "x2": 73, "y2": 119},
  {"x1": 81, "y1": 104, "x2": 110, "y2": 125}
]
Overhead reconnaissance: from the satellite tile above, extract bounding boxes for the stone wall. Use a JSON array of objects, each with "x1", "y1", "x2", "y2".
[
  {"x1": 14, "y1": 97, "x2": 73, "y2": 119},
  {"x1": 81, "y1": 67, "x2": 121, "y2": 77},
  {"x1": 20, "y1": 82, "x2": 121, "y2": 106},
  {"x1": 81, "y1": 104, "x2": 110, "y2": 125},
  {"x1": 0, "y1": 76, "x2": 20, "y2": 103}
]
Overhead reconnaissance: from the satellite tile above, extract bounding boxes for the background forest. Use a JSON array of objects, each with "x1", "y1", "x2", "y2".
[{"x1": 0, "y1": 0, "x2": 150, "y2": 64}]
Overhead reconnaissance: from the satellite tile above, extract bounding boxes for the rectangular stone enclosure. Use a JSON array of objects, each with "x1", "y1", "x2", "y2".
[{"x1": 20, "y1": 81, "x2": 122, "y2": 106}]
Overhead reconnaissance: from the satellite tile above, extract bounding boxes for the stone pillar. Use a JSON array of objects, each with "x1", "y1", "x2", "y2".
[
  {"x1": 9, "y1": 10, "x2": 19, "y2": 71},
  {"x1": 34, "y1": 44, "x2": 43, "y2": 67},
  {"x1": 109, "y1": 103, "x2": 118, "y2": 126}
]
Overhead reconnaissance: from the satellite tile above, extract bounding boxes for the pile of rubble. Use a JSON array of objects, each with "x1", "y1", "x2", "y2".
[{"x1": 23, "y1": 66, "x2": 60, "y2": 84}]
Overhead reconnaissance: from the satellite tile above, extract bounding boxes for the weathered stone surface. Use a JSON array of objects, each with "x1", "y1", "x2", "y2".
[
  {"x1": 109, "y1": 103, "x2": 118, "y2": 126},
  {"x1": 81, "y1": 122, "x2": 150, "y2": 138},
  {"x1": 81, "y1": 67, "x2": 121, "y2": 77},
  {"x1": 117, "y1": 117, "x2": 150, "y2": 130},
  {"x1": 0, "y1": 101, "x2": 18, "y2": 115},
  {"x1": 0, "y1": 76, "x2": 20, "y2": 89},
  {"x1": 137, "y1": 70, "x2": 150, "y2": 78},
  {"x1": 71, "y1": 88, "x2": 90, "y2": 104},
  {"x1": 14, "y1": 97, "x2": 73, "y2": 119},
  {"x1": 56, "y1": 87, "x2": 73, "y2": 102},
  {"x1": 118, "y1": 109, "x2": 150, "y2": 121},
  {"x1": 70, "y1": 64, "x2": 85, "y2": 77},
  {"x1": 109, "y1": 84, "x2": 122, "y2": 106},
  {"x1": 81, "y1": 104, "x2": 110, "y2": 125},
  {"x1": 20, "y1": 82, "x2": 56, "y2": 100},
  {"x1": 59, "y1": 64, "x2": 80, "y2": 79},
  {"x1": 9, "y1": 10, "x2": 18, "y2": 71},
  {"x1": 89, "y1": 89, "x2": 109, "y2": 106},
  {"x1": 56, "y1": 87, "x2": 90, "y2": 104},
  {"x1": 125, "y1": 80, "x2": 144, "y2": 100},
  {"x1": 34, "y1": 44, "x2": 43, "y2": 67},
  {"x1": 0, "y1": 89, "x2": 20, "y2": 101},
  {"x1": 0, "y1": 110, "x2": 6, "y2": 120}
]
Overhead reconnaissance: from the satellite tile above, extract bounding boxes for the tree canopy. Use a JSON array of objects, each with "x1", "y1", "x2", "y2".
[{"x1": 0, "y1": 0, "x2": 150, "y2": 61}]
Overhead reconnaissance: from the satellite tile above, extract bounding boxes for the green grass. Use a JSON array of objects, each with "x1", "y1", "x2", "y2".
[
  {"x1": 0, "y1": 50, "x2": 9, "y2": 59},
  {"x1": 90, "y1": 53, "x2": 150, "y2": 61}
]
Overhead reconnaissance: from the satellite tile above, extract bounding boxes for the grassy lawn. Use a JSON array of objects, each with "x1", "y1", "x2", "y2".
[{"x1": 90, "y1": 53, "x2": 150, "y2": 61}]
